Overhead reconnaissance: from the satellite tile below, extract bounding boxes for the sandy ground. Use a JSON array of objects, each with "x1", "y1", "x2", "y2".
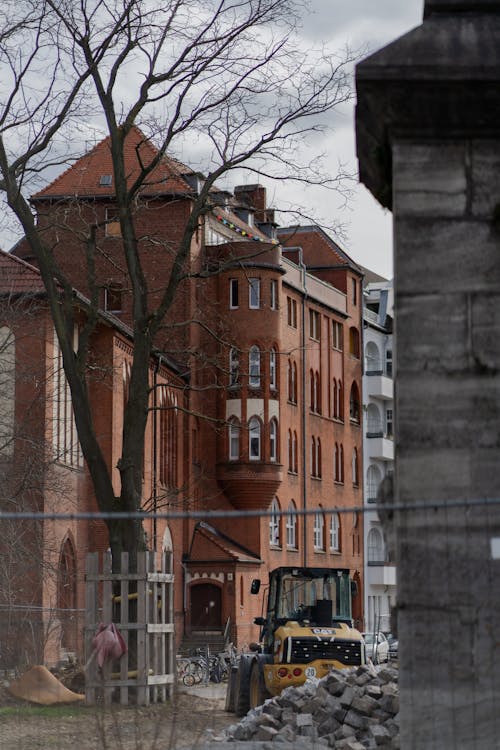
[{"x1": 0, "y1": 681, "x2": 234, "y2": 750}]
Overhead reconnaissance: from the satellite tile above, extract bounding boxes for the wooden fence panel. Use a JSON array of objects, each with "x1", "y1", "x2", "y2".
[{"x1": 85, "y1": 551, "x2": 174, "y2": 706}]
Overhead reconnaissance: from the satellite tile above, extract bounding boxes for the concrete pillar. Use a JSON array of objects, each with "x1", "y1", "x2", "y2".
[{"x1": 356, "y1": 3, "x2": 500, "y2": 748}]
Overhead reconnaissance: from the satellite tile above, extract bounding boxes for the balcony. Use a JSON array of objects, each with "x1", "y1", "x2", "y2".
[
  {"x1": 366, "y1": 563, "x2": 397, "y2": 587},
  {"x1": 365, "y1": 372, "x2": 393, "y2": 400},
  {"x1": 366, "y1": 435, "x2": 394, "y2": 461},
  {"x1": 216, "y1": 461, "x2": 283, "y2": 510}
]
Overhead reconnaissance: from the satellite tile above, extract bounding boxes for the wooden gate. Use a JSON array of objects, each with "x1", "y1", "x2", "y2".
[{"x1": 85, "y1": 551, "x2": 174, "y2": 705}]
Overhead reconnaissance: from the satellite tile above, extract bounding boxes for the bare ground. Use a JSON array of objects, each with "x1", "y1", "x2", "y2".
[{"x1": 0, "y1": 682, "x2": 234, "y2": 750}]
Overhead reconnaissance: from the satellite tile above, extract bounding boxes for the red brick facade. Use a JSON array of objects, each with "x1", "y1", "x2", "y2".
[{"x1": 5, "y1": 129, "x2": 364, "y2": 663}]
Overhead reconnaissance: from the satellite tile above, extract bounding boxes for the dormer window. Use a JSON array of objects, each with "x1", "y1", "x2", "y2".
[{"x1": 99, "y1": 174, "x2": 112, "y2": 186}]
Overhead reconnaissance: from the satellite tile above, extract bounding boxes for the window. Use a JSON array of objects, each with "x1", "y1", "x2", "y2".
[
  {"x1": 229, "y1": 347, "x2": 240, "y2": 387},
  {"x1": 314, "y1": 510, "x2": 325, "y2": 551},
  {"x1": 229, "y1": 279, "x2": 239, "y2": 309},
  {"x1": 365, "y1": 341, "x2": 381, "y2": 373},
  {"x1": 159, "y1": 387, "x2": 178, "y2": 488},
  {"x1": 352, "y1": 278, "x2": 357, "y2": 306},
  {"x1": 105, "y1": 208, "x2": 121, "y2": 237},
  {"x1": 270, "y1": 418, "x2": 278, "y2": 462},
  {"x1": 332, "y1": 321, "x2": 343, "y2": 350},
  {"x1": 386, "y1": 349, "x2": 393, "y2": 377},
  {"x1": 337, "y1": 379, "x2": 343, "y2": 421},
  {"x1": 352, "y1": 448, "x2": 359, "y2": 486},
  {"x1": 334, "y1": 443, "x2": 340, "y2": 482},
  {"x1": 104, "y1": 285, "x2": 123, "y2": 313},
  {"x1": 287, "y1": 297, "x2": 297, "y2": 328},
  {"x1": 249, "y1": 417, "x2": 261, "y2": 460},
  {"x1": 249, "y1": 346, "x2": 261, "y2": 388},
  {"x1": 311, "y1": 436, "x2": 321, "y2": 478},
  {"x1": 349, "y1": 382, "x2": 360, "y2": 423},
  {"x1": 270, "y1": 497, "x2": 281, "y2": 547},
  {"x1": 386, "y1": 408, "x2": 393, "y2": 438},
  {"x1": 249, "y1": 278, "x2": 261, "y2": 309},
  {"x1": 330, "y1": 513, "x2": 340, "y2": 552},
  {"x1": 367, "y1": 464, "x2": 383, "y2": 503},
  {"x1": 309, "y1": 309, "x2": 320, "y2": 340},
  {"x1": 340, "y1": 444, "x2": 344, "y2": 483},
  {"x1": 270, "y1": 348, "x2": 277, "y2": 390},
  {"x1": 367, "y1": 528, "x2": 385, "y2": 564},
  {"x1": 288, "y1": 430, "x2": 298, "y2": 473},
  {"x1": 293, "y1": 431, "x2": 298, "y2": 473},
  {"x1": 367, "y1": 403, "x2": 382, "y2": 435},
  {"x1": 309, "y1": 370, "x2": 321, "y2": 413},
  {"x1": 99, "y1": 174, "x2": 112, "y2": 186},
  {"x1": 286, "y1": 501, "x2": 297, "y2": 549},
  {"x1": 288, "y1": 359, "x2": 297, "y2": 403},
  {"x1": 228, "y1": 418, "x2": 240, "y2": 460},
  {"x1": 270, "y1": 280, "x2": 278, "y2": 310},
  {"x1": 349, "y1": 327, "x2": 360, "y2": 358}
]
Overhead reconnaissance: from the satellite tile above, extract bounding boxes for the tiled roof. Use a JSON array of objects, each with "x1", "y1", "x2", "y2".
[
  {"x1": 277, "y1": 225, "x2": 362, "y2": 271},
  {"x1": 34, "y1": 126, "x2": 195, "y2": 199},
  {"x1": 0, "y1": 250, "x2": 46, "y2": 294},
  {"x1": 190, "y1": 522, "x2": 261, "y2": 564}
]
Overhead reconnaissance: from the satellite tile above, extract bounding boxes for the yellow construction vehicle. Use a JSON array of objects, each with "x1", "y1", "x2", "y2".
[{"x1": 227, "y1": 566, "x2": 365, "y2": 715}]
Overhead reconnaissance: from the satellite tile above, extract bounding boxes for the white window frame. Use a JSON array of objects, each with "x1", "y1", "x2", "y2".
[
  {"x1": 249, "y1": 278, "x2": 261, "y2": 309},
  {"x1": 313, "y1": 511, "x2": 325, "y2": 551},
  {"x1": 269, "y1": 497, "x2": 281, "y2": 547},
  {"x1": 229, "y1": 419, "x2": 240, "y2": 461},
  {"x1": 330, "y1": 512, "x2": 340, "y2": 552},
  {"x1": 270, "y1": 418, "x2": 278, "y2": 462},
  {"x1": 229, "y1": 347, "x2": 239, "y2": 387},
  {"x1": 249, "y1": 346, "x2": 261, "y2": 388},
  {"x1": 270, "y1": 348, "x2": 277, "y2": 390},
  {"x1": 270, "y1": 280, "x2": 278, "y2": 310},
  {"x1": 249, "y1": 417, "x2": 261, "y2": 460},
  {"x1": 286, "y1": 503, "x2": 297, "y2": 548}
]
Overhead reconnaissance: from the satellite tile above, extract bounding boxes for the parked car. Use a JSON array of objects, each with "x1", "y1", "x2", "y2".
[
  {"x1": 362, "y1": 631, "x2": 389, "y2": 663},
  {"x1": 386, "y1": 633, "x2": 398, "y2": 660}
]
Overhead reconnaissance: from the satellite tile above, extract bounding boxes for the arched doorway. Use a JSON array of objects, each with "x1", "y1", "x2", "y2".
[{"x1": 190, "y1": 582, "x2": 222, "y2": 629}]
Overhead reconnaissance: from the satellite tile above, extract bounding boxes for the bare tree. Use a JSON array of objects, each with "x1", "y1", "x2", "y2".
[{"x1": 0, "y1": 0, "x2": 354, "y2": 564}]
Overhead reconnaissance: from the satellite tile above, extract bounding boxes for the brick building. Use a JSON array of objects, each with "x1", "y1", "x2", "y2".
[{"x1": 9, "y1": 127, "x2": 364, "y2": 659}]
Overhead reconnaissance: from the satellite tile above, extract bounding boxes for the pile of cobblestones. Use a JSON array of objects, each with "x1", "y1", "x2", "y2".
[{"x1": 217, "y1": 663, "x2": 399, "y2": 749}]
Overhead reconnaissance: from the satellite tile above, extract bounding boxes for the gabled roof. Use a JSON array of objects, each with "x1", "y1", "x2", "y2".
[
  {"x1": 0, "y1": 250, "x2": 46, "y2": 294},
  {"x1": 277, "y1": 225, "x2": 362, "y2": 273},
  {"x1": 33, "y1": 126, "x2": 195, "y2": 200},
  {"x1": 188, "y1": 522, "x2": 261, "y2": 564}
]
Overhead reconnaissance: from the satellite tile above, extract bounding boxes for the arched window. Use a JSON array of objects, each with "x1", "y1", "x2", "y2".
[
  {"x1": 286, "y1": 501, "x2": 298, "y2": 548},
  {"x1": 349, "y1": 382, "x2": 360, "y2": 423},
  {"x1": 310, "y1": 369, "x2": 315, "y2": 411},
  {"x1": 269, "y1": 418, "x2": 278, "y2": 462},
  {"x1": 366, "y1": 464, "x2": 383, "y2": 502},
  {"x1": 352, "y1": 447, "x2": 359, "y2": 486},
  {"x1": 311, "y1": 436, "x2": 316, "y2": 477},
  {"x1": 334, "y1": 443, "x2": 340, "y2": 482},
  {"x1": 365, "y1": 341, "x2": 381, "y2": 373},
  {"x1": 340, "y1": 444, "x2": 344, "y2": 483},
  {"x1": 366, "y1": 403, "x2": 382, "y2": 435},
  {"x1": 349, "y1": 326, "x2": 360, "y2": 358},
  {"x1": 329, "y1": 512, "x2": 340, "y2": 552},
  {"x1": 249, "y1": 346, "x2": 261, "y2": 388},
  {"x1": 270, "y1": 497, "x2": 281, "y2": 547},
  {"x1": 317, "y1": 438, "x2": 322, "y2": 478},
  {"x1": 293, "y1": 431, "x2": 298, "y2": 473},
  {"x1": 315, "y1": 372, "x2": 321, "y2": 414},
  {"x1": 337, "y1": 379, "x2": 343, "y2": 420},
  {"x1": 270, "y1": 348, "x2": 277, "y2": 390},
  {"x1": 367, "y1": 528, "x2": 385, "y2": 564},
  {"x1": 332, "y1": 379, "x2": 338, "y2": 419},
  {"x1": 229, "y1": 347, "x2": 240, "y2": 387},
  {"x1": 314, "y1": 509, "x2": 325, "y2": 551},
  {"x1": 57, "y1": 537, "x2": 77, "y2": 651},
  {"x1": 248, "y1": 416, "x2": 261, "y2": 460},
  {"x1": 228, "y1": 417, "x2": 240, "y2": 460},
  {"x1": 288, "y1": 429, "x2": 293, "y2": 471}
]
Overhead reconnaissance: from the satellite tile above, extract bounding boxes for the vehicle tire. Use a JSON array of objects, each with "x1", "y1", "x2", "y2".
[
  {"x1": 225, "y1": 665, "x2": 238, "y2": 712},
  {"x1": 249, "y1": 660, "x2": 270, "y2": 710},
  {"x1": 183, "y1": 673, "x2": 195, "y2": 687},
  {"x1": 234, "y1": 656, "x2": 252, "y2": 717}
]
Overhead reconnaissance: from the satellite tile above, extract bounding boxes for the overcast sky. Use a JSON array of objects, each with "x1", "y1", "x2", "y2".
[{"x1": 292, "y1": 1, "x2": 424, "y2": 279}]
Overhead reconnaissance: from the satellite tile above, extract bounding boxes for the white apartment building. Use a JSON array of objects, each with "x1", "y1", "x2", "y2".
[{"x1": 362, "y1": 278, "x2": 396, "y2": 633}]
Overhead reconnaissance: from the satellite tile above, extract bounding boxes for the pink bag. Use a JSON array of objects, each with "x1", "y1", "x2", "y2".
[{"x1": 92, "y1": 623, "x2": 127, "y2": 668}]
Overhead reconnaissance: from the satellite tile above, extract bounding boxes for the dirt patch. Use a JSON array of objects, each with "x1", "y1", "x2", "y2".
[{"x1": 0, "y1": 682, "x2": 234, "y2": 750}]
